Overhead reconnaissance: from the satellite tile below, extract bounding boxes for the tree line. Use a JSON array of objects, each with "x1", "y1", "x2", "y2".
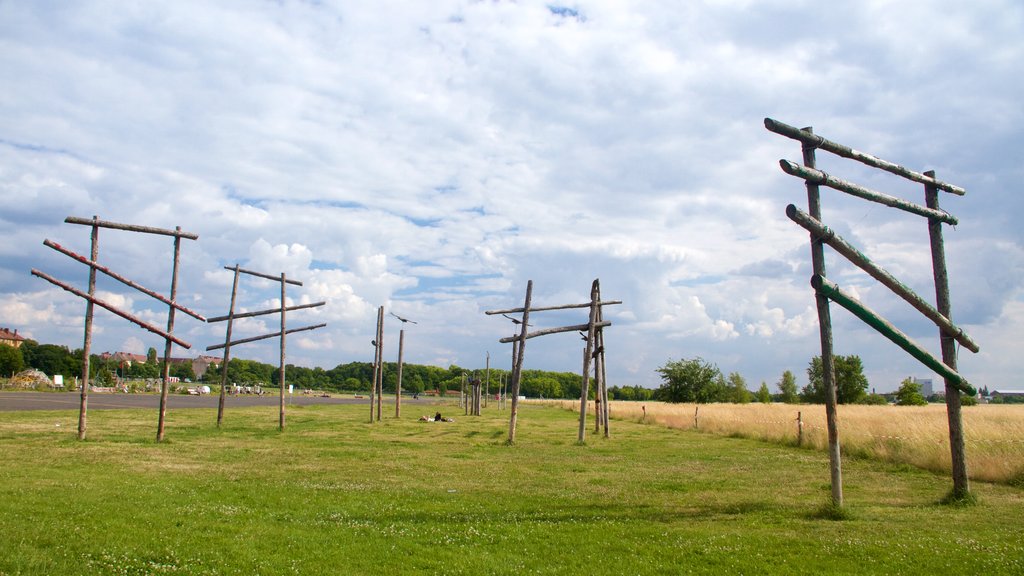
[{"x1": 0, "y1": 337, "x2": 655, "y2": 399}]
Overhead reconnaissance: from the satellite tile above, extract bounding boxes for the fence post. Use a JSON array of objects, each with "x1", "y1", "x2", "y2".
[
  {"x1": 797, "y1": 411, "x2": 803, "y2": 447},
  {"x1": 693, "y1": 406, "x2": 699, "y2": 430}
]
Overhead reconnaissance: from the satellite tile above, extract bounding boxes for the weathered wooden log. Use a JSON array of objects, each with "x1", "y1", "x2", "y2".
[
  {"x1": 65, "y1": 216, "x2": 201, "y2": 238},
  {"x1": 800, "y1": 129, "x2": 843, "y2": 508},
  {"x1": 498, "y1": 321, "x2": 611, "y2": 343},
  {"x1": 33, "y1": 269, "x2": 191, "y2": 348},
  {"x1": 485, "y1": 300, "x2": 621, "y2": 316},
  {"x1": 227, "y1": 265, "x2": 303, "y2": 286},
  {"x1": 206, "y1": 301, "x2": 325, "y2": 323},
  {"x1": 780, "y1": 160, "x2": 958, "y2": 224},
  {"x1": 577, "y1": 280, "x2": 600, "y2": 444},
  {"x1": 205, "y1": 323, "x2": 327, "y2": 350},
  {"x1": 764, "y1": 118, "x2": 966, "y2": 196},
  {"x1": 925, "y1": 171, "x2": 970, "y2": 497},
  {"x1": 217, "y1": 265, "x2": 241, "y2": 428},
  {"x1": 812, "y1": 275, "x2": 975, "y2": 396},
  {"x1": 507, "y1": 281, "x2": 533, "y2": 444},
  {"x1": 44, "y1": 240, "x2": 207, "y2": 321},
  {"x1": 787, "y1": 205, "x2": 979, "y2": 353}
]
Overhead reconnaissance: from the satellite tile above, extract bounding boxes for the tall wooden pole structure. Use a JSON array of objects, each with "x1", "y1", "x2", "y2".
[
  {"x1": 156, "y1": 229, "x2": 184, "y2": 442},
  {"x1": 216, "y1": 265, "x2": 240, "y2": 428},
  {"x1": 78, "y1": 216, "x2": 99, "y2": 440},
  {"x1": 507, "y1": 280, "x2": 532, "y2": 444},
  {"x1": 926, "y1": 171, "x2": 970, "y2": 498},
  {"x1": 484, "y1": 352, "x2": 490, "y2": 408},
  {"x1": 376, "y1": 306, "x2": 384, "y2": 421},
  {"x1": 396, "y1": 328, "x2": 404, "y2": 418},
  {"x1": 577, "y1": 279, "x2": 600, "y2": 444},
  {"x1": 800, "y1": 128, "x2": 843, "y2": 507},
  {"x1": 278, "y1": 273, "x2": 288, "y2": 430}
]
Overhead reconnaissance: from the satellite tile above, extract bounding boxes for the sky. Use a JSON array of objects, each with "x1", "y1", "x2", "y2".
[{"x1": 1, "y1": 0, "x2": 1021, "y2": 393}]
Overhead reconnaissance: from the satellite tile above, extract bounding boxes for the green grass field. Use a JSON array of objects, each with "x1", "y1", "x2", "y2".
[{"x1": 1, "y1": 401, "x2": 1022, "y2": 575}]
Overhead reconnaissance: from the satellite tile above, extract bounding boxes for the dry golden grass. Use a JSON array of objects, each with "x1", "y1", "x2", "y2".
[{"x1": 543, "y1": 399, "x2": 1024, "y2": 485}]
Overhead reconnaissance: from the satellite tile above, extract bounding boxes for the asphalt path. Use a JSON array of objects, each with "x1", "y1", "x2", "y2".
[{"x1": 0, "y1": 391, "x2": 436, "y2": 411}]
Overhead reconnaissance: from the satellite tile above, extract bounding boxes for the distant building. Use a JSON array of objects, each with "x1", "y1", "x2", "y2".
[
  {"x1": 0, "y1": 327, "x2": 26, "y2": 348},
  {"x1": 991, "y1": 390, "x2": 1024, "y2": 401},
  {"x1": 913, "y1": 377, "x2": 935, "y2": 397}
]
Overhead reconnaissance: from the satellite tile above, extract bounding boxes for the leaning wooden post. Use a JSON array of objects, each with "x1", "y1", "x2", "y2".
[
  {"x1": 217, "y1": 265, "x2": 241, "y2": 427},
  {"x1": 278, "y1": 272, "x2": 287, "y2": 431},
  {"x1": 925, "y1": 170, "x2": 970, "y2": 499},
  {"x1": 694, "y1": 406, "x2": 699, "y2": 429},
  {"x1": 156, "y1": 228, "x2": 183, "y2": 442},
  {"x1": 576, "y1": 279, "x2": 600, "y2": 444},
  {"x1": 507, "y1": 280, "x2": 533, "y2": 444},
  {"x1": 599, "y1": 327, "x2": 610, "y2": 439},
  {"x1": 369, "y1": 312, "x2": 378, "y2": 424},
  {"x1": 396, "y1": 328, "x2": 404, "y2": 418},
  {"x1": 77, "y1": 216, "x2": 99, "y2": 440},
  {"x1": 802, "y1": 127, "x2": 844, "y2": 507},
  {"x1": 463, "y1": 374, "x2": 469, "y2": 416}
]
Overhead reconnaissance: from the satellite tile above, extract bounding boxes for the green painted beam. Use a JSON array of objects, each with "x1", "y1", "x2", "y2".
[{"x1": 811, "y1": 275, "x2": 976, "y2": 396}]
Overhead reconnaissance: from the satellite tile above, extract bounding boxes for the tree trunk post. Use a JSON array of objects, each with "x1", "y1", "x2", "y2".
[
  {"x1": 925, "y1": 171, "x2": 970, "y2": 499},
  {"x1": 577, "y1": 279, "x2": 600, "y2": 444},
  {"x1": 507, "y1": 281, "x2": 532, "y2": 444},
  {"x1": 396, "y1": 328, "x2": 404, "y2": 418},
  {"x1": 157, "y1": 230, "x2": 183, "y2": 442},
  {"x1": 797, "y1": 411, "x2": 804, "y2": 447},
  {"x1": 802, "y1": 127, "x2": 844, "y2": 508},
  {"x1": 78, "y1": 216, "x2": 99, "y2": 441},
  {"x1": 217, "y1": 265, "x2": 240, "y2": 428},
  {"x1": 277, "y1": 272, "x2": 287, "y2": 431},
  {"x1": 376, "y1": 306, "x2": 384, "y2": 421}
]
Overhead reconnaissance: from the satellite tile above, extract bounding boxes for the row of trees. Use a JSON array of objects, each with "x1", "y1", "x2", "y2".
[{"x1": 655, "y1": 355, "x2": 873, "y2": 405}]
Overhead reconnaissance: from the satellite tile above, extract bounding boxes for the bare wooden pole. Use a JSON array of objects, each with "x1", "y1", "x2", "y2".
[
  {"x1": 599, "y1": 327, "x2": 610, "y2": 439},
  {"x1": 205, "y1": 324, "x2": 325, "y2": 351},
  {"x1": 278, "y1": 273, "x2": 287, "y2": 431},
  {"x1": 396, "y1": 328, "x2": 404, "y2": 418},
  {"x1": 485, "y1": 300, "x2": 622, "y2": 315},
  {"x1": 157, "y1": 228, "x2": 183, "y2": 442},
  {"x1": 376, "y1": 306, "x2": 384, "y2": 421},
  {"x1": 484, "y1": 352, "x2": 490, "y2": 409},
  {"x1": 369, "y1": 327, "x2": 376, "y2": 423},
  {"x1": 507, "y1": 280, "x2": 532, "y2": 444},
  {"x1": 463, "y1": 374, "x2": 468, "y2": 416},
  {"x1": 926, "y1": 170, "x2": 971, "y2": 499},
  {"x1": 78, "y1": 216, "x2": 99, "y2": 440},
  {"x1": 577, "y1": 279, "x2": 600, "y2": 444},
  {"x1": 802, "y1": 127, "x2": 844, "y2": 507},
  {"x1": 498, "y1": 321, "x2": 611, "y2": 343},
  {"x1": 217, "y1": 265, "x2": 240, "y2": 427}
]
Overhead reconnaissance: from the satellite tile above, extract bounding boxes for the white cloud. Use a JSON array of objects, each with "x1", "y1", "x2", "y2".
[{"x1": 0, "y1": 0, "x2": 1020, "y2": 391}]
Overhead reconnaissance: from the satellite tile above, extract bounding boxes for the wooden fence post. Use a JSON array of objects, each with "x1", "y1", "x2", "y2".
[{"x1": 797, "y1": 411, "x2": 803, "y2": 447}]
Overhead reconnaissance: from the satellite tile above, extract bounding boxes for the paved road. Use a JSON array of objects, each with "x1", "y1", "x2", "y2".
[{"x1": 0, "y1": 391, "x2": 436, "y2": 411}]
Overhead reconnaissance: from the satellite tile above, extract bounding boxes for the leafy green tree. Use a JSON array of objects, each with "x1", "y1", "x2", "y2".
[
  {"x1": 802, "y1": 355, "x2": 869, "y2": 404},
  {"x1": 727, "y1": 372, "x2": 751, "y2": 404},
  {"x1": 147, "y1": 347, "x2": 158, "y2": 364},
  {"x1": 655, "y1": 357, "x2": 725, "y2": 403},
  {"x1": 169, "y1": 361, "x2": 195, "y2": 381},
  {"x1": 0, "y1": 345, "x2": 25, "y2": 376},
  {"x1": 755, "y1": 382, "x2": 772, "y2": 403},
  {"x1": 860, "y1": 393, "x2": 889, "y2": 405},
  {"x1": 777, "y1": 370, "x2": 799, "y2": 404},
  {"x1": 895, "y1": 377, "x2": 928, "y2": 406},
  {"x1": 24, "y1": 343, "x2": 78, "y2": 378}
]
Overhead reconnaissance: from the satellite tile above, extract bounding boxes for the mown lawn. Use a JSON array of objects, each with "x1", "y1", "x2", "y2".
[{"x1": 1, "y1": 400, "x2": 1021, "y2": 575}]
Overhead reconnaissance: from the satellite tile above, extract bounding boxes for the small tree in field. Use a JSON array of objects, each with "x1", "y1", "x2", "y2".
[
  {"x1": 755, "y1": 382, "x2": 772, "y2": 403},
  {"x1": 895, "y1": 377, "x2": 928, "y2": 406},
  {"x1": 802, "y1": 355, "x2": 869, "y2": 404},
  {"x1": 777, "y1": 370, "x2": 799, "y2": 404},
  {"x1": 727, "y1": 372, "x2": 751, "y2": 404},
  {"x1": 655, "y1": 357, "x2": 725, "y2": 403}
]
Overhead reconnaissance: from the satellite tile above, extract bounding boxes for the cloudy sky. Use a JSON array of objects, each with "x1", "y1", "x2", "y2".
[{"x1": 1, "y1": 0, "x2": 1021, "y2": 392}]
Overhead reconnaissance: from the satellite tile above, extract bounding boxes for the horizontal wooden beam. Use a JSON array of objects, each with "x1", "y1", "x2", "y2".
[
  {"x1": 765, "y1": 118, "x2": 966, "y2": 196},
  {"x1": 486, "y1": 301, "x2": 622, "y2": 316},
  {"x1": 206, "y1": 301, "x2": 325, "y2": 323},
  {"x1": 225, "y1": 266, "x2": 303, "y2": 286},
  {"x1": 64, "y1": 216, "x2": 199, "y2": 239},
  {"x1": 205, "y1": 323, "x2": 327, "y2": 351},
  {"x1": 780, "y1": 160, "x2": 958, "y2": 225},
  {"x1": 499, "y1": 321, "x2": 611, "y2": 343}
]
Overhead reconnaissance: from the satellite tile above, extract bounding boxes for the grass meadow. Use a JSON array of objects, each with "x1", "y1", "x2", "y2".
[
  {"x1": 557, "y1": 400, "x2": 1024, "y2": 486},
  {"x1": 1, "y1": 399, "x2": 1022, "y2": 575}
]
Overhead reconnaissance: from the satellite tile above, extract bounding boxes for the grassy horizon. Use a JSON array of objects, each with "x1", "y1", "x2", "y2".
[{"x1": 1, "y1": 400, "x2": 1022, "y2": 575}]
